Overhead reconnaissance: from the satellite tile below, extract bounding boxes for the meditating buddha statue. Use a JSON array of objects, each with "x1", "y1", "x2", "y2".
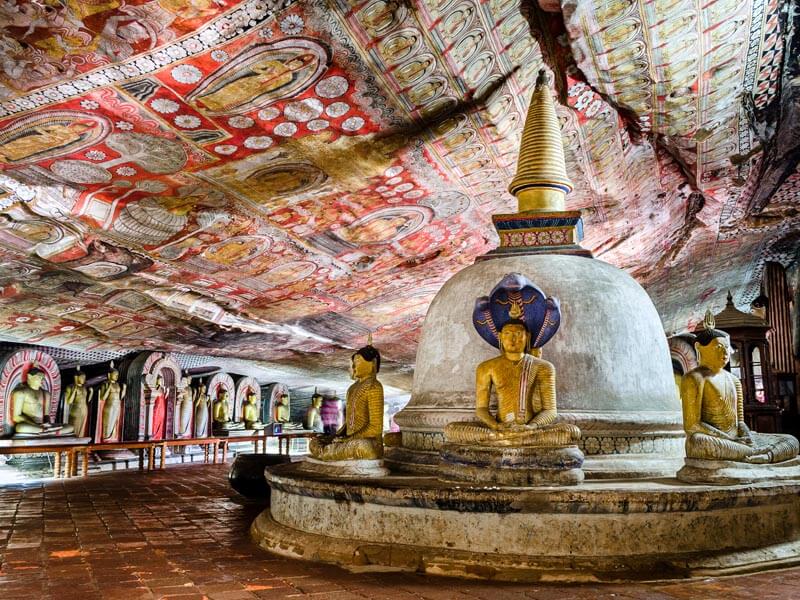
[
  {"x1": 242, "y1": 391, "x2": 266, "y2": 430},
  {"x1": 64, "y1": 367, "x2": 93, "y2": 438},
  {"x1": 12, "y1": 368, "x2": 74, "y2": 437},
  {"x1": 440, "y1": 273, "x2": 583, "y2": 485},
  {"x1": 309, "y1": 342, "x2": 384, "y2": 461},
  {"x1": 97, "y1": 363, "x2": 125, "y2": 442},
  {"x1": 213, "y1": 390, "x2": 243, "y2": 433},
  {"x1": 444, "y1": 273, "x2": 580, "y2": 447},
  {"x1": 274, "y1": 392, "x2": 303, "y2": 430},
  {"x1": 681, "y1": 312, "x2": 799, "y2": 464},
  {"x1": 304, "y1": 393, "x2": 324, "y2": 433}
]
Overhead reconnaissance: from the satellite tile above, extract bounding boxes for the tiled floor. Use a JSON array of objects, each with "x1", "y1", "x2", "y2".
[{"x1": 1, "y1": 464, "x2": 800, "y2": 599}]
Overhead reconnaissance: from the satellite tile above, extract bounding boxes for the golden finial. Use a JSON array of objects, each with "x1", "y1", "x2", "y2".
[
  {"x1": 702, "y1": 309, "x2": 715, "y2": 330},
  {"x1": 507, "y1": 69, "x2": 573, "y2": 213}
]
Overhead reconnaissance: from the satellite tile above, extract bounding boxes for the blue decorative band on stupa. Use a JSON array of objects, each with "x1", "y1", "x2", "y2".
[{"x1": 477, "y1": 210, "x2": 593, "y2": 261}]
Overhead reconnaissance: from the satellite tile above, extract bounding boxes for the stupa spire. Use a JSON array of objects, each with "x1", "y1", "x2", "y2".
[{"x1": 508, "y1": 70, "x2": 573, "y2": 213}]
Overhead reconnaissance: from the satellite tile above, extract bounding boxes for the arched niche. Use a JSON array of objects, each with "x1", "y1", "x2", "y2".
[
  {"x1": 262, "y1": 382, "x2": 289, "y2": 424},
  {"x1": 208, "y1": 372, "x2": 235, "y2": 421},
  {"x1": 234, "y1": 376, "x2": 261, "y2": 422},
  {"x1": 0, "y1": 348, "x2": 61, "y2": 437},
  {"x1": 123, "y1": 351, "x2": 183, "y2": 441}
]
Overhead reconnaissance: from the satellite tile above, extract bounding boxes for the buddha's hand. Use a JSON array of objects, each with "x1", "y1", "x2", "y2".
[{"x1": 737, "y1": 423, "x2": 753, "y2": 445}]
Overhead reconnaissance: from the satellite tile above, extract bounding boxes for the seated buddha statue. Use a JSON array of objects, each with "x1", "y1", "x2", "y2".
[
  {"x1": 444, "y1": 273, "x2": 580, "y2": 447},
  {"x1": 274, "y1": 392, "x2": 302, "y2": 430},
  {"x1": 242, "y1": 391, "x2": 266, "y2": 430},
  {"x1": 304, "y1": 393, "x2": 324, "y2": 433},
  {"x1": 212, "y1": 390, "x2": 243, "y2": 433},
  {"x1": 681, "y1": 312, "x2": 798, "y2": 464},
  {"x1": 12, "y1": 368, "x2": 74, "y2": 437},
  {"x1": 309, "y1": 343, "x2": 384, "y2": 461}
]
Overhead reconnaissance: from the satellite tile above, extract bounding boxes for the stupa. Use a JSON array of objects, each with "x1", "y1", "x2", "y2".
[{"x1": 252, "y1": 71, "x2": 800, "y2": 581}]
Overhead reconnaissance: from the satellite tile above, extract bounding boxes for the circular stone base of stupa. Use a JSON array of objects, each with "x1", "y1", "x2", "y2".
[{"x1": 252, "y1": 462, "x2": 800, "y2": 583}]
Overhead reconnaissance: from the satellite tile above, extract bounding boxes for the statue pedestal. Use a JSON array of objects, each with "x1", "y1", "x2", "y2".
[
  {"x1": 254, "y1": 463, "x2": 800, "y2": 582},
  {"x1": 292, "y1": 457, "x2": 389, "y2": 478},
  {"x1": 677, "y1": 457, "x2": 800, "y2": 485},
  {"x1": 439, "y1": 444, "x2": 584, "y2": 486}
]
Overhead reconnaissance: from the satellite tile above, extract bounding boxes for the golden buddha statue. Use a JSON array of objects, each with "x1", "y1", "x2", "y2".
[
  {"x1": 97, "y1": 363, "x2": 125, "y2": 442},
  {"x1": 444, "y1": 273, "x2": 579, "y2": 447},
  {"x1": 304, "y1": 393, "x2": 324, "y2": 433},
  {"x1": 681, "y1": 312, "x2": 799, "y2": 464},
  {"x1": 213, "y1": 390, "x2": 243, "y2": 433},
  {"x1": 64, "y1": 367, "x2": 93, "y2": 438},
  {"x1": 309, "y1": 342, "x2": 384, "y2": 461},
  {"x1": 274, "y1": 393, "x2": 291, "y2": 423},
  {"x1": 242, "y1": 391, "x2": 266, "y2": 430},
  {"x1": 12, "y1": 368, "x2": 74, "y2": 437}
]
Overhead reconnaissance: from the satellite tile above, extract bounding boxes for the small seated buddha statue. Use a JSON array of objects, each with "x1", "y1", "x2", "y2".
[
  {"x1": 242, "y1": 391, "x2": 266, "y2": 430},
  {"x1": 212, "y1": 390, "x2": 243, "y2": 433},
  {"x1": 440, "y1": 273, "x2": 583, "y2": 486},
  {"x1": 274, "y1": 392, "x2": 303, "y2": 430},
  {"x1": 12, "y1": 368, "x2": 74, "y2": 437},
  {"x1": 309, "y1": 341, "x2": 384, "y2": 461},
  {"x1": 681, "y1": 312, "x2": 799, "y2": 465},
  {"x1": 304, "y1": 393, "x2": 324, "y2": 433},
  {"x1": 444, "y1": 274, "x2": 580, "y2": 447}
]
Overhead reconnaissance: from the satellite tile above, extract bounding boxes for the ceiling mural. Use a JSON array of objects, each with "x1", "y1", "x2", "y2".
[{"x1": 0, "y1": 0, "x2": 797, "y2": 377}]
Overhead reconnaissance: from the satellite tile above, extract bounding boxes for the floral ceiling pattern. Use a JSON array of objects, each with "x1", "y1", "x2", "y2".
[{"x1": 0, "y1": 0, "x2": 797, "y2": 372}]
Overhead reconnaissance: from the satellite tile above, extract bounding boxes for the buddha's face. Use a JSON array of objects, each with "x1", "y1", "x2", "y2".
[
  {"x1": 696, "y1": 337, "x2": 731, "y2": 371},
  {"x1": 499, "y1": 323, "x2": 528, "y2": 354},
  {"x1": 247, "y1": 392, "x2": 256, "y2": 404},
  {"x1": 75, "y1": 372, "x2": 85, "y2": 385},
  {"x1": 156, "y1": 375, "x2": 163, "y2": 386},
  {"x1": 109, "y1": 369, "x2": 118, "y2": 382},
  {"x1": 312, "y1": 396, "x2": 322, "y2": 408},
  {"x1": 352, "y1": 354, "x2": 375, "y2": 379},
  {"x1": 221, "y1": 391, "x2": 229, "y2": 402},
  {"x1": 27, "y1": 372, "x2": 44, "y2": 390},
  {"x1": 279, "y1": 394, "x2": 289, "y2": 406}
]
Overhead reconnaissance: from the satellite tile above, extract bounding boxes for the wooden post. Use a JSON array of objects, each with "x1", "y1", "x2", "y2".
[{"x1": 53, "y1": 451, "x2": 61, "y2": 479}]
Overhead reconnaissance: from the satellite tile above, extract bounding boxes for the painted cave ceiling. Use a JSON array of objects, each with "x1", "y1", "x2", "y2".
[{"x1": 0, "y1": 0, "x2": 798, "y2": 379}]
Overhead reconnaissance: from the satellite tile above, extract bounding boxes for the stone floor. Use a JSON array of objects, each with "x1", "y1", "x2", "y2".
[{"x1": 2, "y1": 464, "x2": 800, "y2": 600}]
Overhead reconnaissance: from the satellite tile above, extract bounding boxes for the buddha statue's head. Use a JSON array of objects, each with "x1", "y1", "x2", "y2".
[
  {"x1": 311, "y1": 393, "x2": 323, "y2": 408},
  {"x1": 156, "y1": 374, "x2": 164, "y2": 387},
  {"x1": 351, "y1": 345, "x2": 380, "y2": 380},
  {"x1": 74, "y1": 370, "x2": 86, "y2": 385},
  {"x1": 26, "y1": 368, "x2": 45, "y2": 390},
  {"x1": 109, "y1": 368, "x2": 119, "y2": 382},
  {"x1": 498, "y1": 321, "x2": 529, "y2": 356},
  {"x1": 198, "y1": 382, "x2": 206, "y2": 393},
  {"x1": 279, "y1": 393, "x2": 289, "y2": 406},
  {"x1": 246, "y1": 391, "x2": 257, "y2": 404},
  {"x1": 693, "y1": 310, "x2": 731, "y2": 372},
  {"x1": 220, "y1": 390, "x2": 230, "y2": 402}
]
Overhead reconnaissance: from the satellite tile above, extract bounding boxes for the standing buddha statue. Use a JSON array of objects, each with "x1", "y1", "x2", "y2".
[
  {"x1": 150, "y1": 374, "x2": 167, "y2": 440},
  {"x1": 309, "y1": 339, "x2": 384, "y2": 461},
  {"x1": 64, "y1": 366, "x2": 93, "y2": 438},
  {"x1": 97, "y1": 362, "x2": 126, "y2": 442},
  {"x1": 174, "y1": 375, "x2": 194, "y2": 438},
  {"x1": 193, "y1": 381, "x2": 210, "y2": 437},
  {"x1": 304, "y1": 392, "x2": 324, "y2": 433}
]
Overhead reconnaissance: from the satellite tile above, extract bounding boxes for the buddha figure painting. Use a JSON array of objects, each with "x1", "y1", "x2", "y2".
[{"x1": 188, "y1": 39, "x2": 330, "y2": 115}]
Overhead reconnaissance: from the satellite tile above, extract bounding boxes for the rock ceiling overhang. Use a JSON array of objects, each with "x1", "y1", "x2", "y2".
[{"x1": 0, "y1": 0, "x2": 797, "y2": 375}]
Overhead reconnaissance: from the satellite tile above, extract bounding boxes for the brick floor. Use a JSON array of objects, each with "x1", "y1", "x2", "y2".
[{"x1": 2, "y1": 464, "x2": 800, "y2": 599}]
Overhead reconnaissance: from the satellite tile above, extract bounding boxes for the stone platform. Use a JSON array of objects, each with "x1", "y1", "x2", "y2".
[
  {"x1": 678, "y1": 457, "x2": 800, "y2": 485},
  {"x1": 253, "y1": 462, "x2": 800, "y2": 582},
  {"x1": 439, "y1": 443, "x2": 584, "y2": 486}
]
